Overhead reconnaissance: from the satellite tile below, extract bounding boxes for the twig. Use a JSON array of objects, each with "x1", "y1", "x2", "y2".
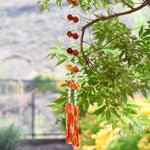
[{"x1": 121, "y1": 0, "x2": 134, "y2": 9}]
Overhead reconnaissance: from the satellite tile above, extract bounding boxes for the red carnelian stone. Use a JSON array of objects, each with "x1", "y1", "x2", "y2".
[
  {"x1": 73, "y1": 17, "x2": 79, "y2": 23},
  {"x1": 67, "y1": 48, "x2": 73, "y2": 54},
  {"x1": 73, "y1": 50, "x2": 79, "y2": 56},
  {"x1": 67, "y1": 14, "x2": 73, "y2": 21},
  {"x1": 67, "y1": 64, "x2": 73, "y2": 70},
  {"x1": 67, "y1": 81, "x2": 73, "y2": 87},
  {"x1": 67, "y1": 31, "x2": 73, "y2": 37},
  {"x1": 73, "y1": 33, "x2": 79, "y2": 39},
  {"x1": 72, "y1": 83, "x2": 78, "y2": 90},
  {"x1": 67, "y1": 0, "x2": 74, "y2": 4},
  {"x1": 73, "y1": 66, "x2": 79, "y2": 73},
  {"x1": 73, "y1": 1, "x2": 79, "y2": 6}
]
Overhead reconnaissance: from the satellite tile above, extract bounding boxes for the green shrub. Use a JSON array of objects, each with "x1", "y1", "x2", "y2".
[
  {"x1": 34, "y1": 73, "x2": 58, "y2": 93},
  {"x1": 0, "y1": 124, "x2": 21, "y2": 150}
]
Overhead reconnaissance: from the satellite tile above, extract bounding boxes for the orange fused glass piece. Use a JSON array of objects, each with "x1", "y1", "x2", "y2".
[
  {"x1": 66, "y1": 103, "x2": 73, "y2": 144},
  {"x1": 67, "y1": 31, "x2": 73, "y2": 37},
  {"x1": 67, "y1": 64, "x2": 73, "y2": 71},
  {"x1": 67, "y1": 0, "x2": 74, "y2": 4},
  {"x1": 73, "y1": 1, "x2": 79, "y2": 6},
  {"x1": 72, "y1": 106, "x2": 79, "y2": 148},
  {"x1": 67, "y1": 81, "x2": 73, "y2": 87},
  {"x1": 72, "y1": 83, "x2": 78, "y2": 90},
  {"x1": 73, "y1": 66, "x2": 79, "y2": 73}
]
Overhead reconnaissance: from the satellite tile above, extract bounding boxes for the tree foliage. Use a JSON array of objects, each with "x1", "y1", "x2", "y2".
[{"x1": 41, "y1": 0, "x2": 150, "y2": 131}]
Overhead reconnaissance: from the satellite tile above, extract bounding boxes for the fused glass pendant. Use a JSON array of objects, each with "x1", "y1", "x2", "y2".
[
  {"x1": 72, "y1": 106, "x2": 79, "y2": 148},
  {"x1": 66, "y1": 103, "x2": 73, "y2": 144}
]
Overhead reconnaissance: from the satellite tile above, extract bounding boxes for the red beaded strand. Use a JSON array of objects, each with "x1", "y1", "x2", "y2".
[{"x1": 66, "y1": 0, "x2": 80, "y2": 148}]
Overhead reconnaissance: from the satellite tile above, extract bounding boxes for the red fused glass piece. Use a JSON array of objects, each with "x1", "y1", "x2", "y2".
[
  {"x1": 67, "y1": 0, "x2": 74, "y2": 4},
  {"x1": 66, "y1": 103, "x2": 73, "y2": 144},
  {"x1": 73, "y1": 33, "x2": 79, "y2": 39},
  {"x1": 67, "y1": 48, "x2": 73, "y2": 54},
  {"x1": 67, "y1": 64, "x2": 73, "y2": 71},
  {"x1": 72, "y1": 83, "x2": 78, "y2": 90},
  {"x1": 72, "y1": 106, "x2": 79, "y2": 148},
  {"x1": 73, "y1": 66, "x2": 79, "y2": 73},
  {"x1": 67, "y1": 81, "x2": 73, "y2": 87},
  {"x1": 67, "y1": 14, "x2": 73, "y2": 21},
  {"x1": 67, "y1": 31, "x2": 73, "y2": 37},
  {"x1": 73, "y1": 50, "x2": 79, "y2": 56},
  {"x1": 73, "y1": 17, "x2": 79, "y2": 23},
  {"x1": 73, "y1": 1, "x2": 79, "y2": 6}
]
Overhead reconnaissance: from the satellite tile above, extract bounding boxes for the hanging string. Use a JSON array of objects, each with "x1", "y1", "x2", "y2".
[{"x1": 66, "y1": 0, "x2": 80, "y2": 148}]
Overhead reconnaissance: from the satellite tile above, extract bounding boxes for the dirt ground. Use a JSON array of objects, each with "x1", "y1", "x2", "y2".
[{"x1": 17, "y1": 143, "x2": 73, "y2": 150}]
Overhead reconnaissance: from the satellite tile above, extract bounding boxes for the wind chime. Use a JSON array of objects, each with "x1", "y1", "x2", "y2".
[{"x1": 66, "y1": 0, "x2": 79, "y2": 148}]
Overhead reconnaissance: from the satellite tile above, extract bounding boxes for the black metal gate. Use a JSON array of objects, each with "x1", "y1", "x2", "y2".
[{"x1": 0, "y1": 79, "x2": 65, "y2": 138}]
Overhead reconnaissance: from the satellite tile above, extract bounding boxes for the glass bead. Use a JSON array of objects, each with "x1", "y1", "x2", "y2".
[
  {"x1": 67, "y1": 81, "x2": 73, "y2": 87},
  {"x1": 67, "y1": 64, "x2": 73, "y2": 71},
  {"x1": 72, "y1": 83, "x2": 78, "y2": 90},
  {"x1": 67, "y1": 31, "x2": 73, "y2": 37},
  {"x1": 67, "y1": 14, "x2": 73, "y2": 21},
  {"x1": 73, "y1": 50, "x2": 79, "y2": 56},
  {"x1": 73, "y1": 17, "x2": 79, "y2": 23},
  {"x1": 67, "y1": 0, "x2": 74, "y2": 4},
  {"x1": 73, "y1": 66, "x2": 79, "y2": 73},
  {"x1": 73, "y1": 33, "x2": 79, "y2": 39},
  {"x1": 67, "y1": 48, "x2": 73, "y2": 54},
  {"x1": 73, "y1": 1, "x2": 79, "y2": 6}
]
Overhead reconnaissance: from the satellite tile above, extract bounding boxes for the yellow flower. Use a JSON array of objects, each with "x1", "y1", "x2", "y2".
[
  {"x1": 83, "y1": 145, "x2": 95, "y2": 150},
  {"x1": 138, "y1": 134, "x2": 150, "y2": 150}
]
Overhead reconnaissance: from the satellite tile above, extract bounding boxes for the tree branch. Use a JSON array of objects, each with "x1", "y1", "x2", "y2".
[
  {"x1": 145, "y1": 0, "x2": 150, "y2": 6},
  {"x1": 80, "y1": 2, "x2": 147, "y2": 72},
  {"x1": 121, "y1": 0, "x2": 134, "y2": 9}
]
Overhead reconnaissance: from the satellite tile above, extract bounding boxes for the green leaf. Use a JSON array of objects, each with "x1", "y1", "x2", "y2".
[
  {"x1": 47, "y1": 104, "x2": 56, "y2": 107},
  {"x1": 127, "y1": 104, "x2": 140, "y2": 108},
  {"x1": 49, "y1": 47, "x2": 58, "y2": 50},
  {"x1": 106, "y1": 109, "x2": 111, "y2": 121},
  {"x1": 120, "y1": 118, "x2": 127, "y2": 125},
  {"x1": 56, "y1": 59, "x2": 66, "y2": 66},
  {"x1": 92, "y1": 105, "x2": 106, "y2": 116},
  {"x1": 54, "y1": 97, "x2": 67, "y2": 104},
  {"x1": 110, "y1": 107, "x2": 120, "y2": 117},
  {"x1": 57, "y1": 40, "x2": 61, "y2": 47},
  {"x1": 123, "y1": 108, "x2": 137, "y2": 114},
  {"x1": 138, "y1": 26, "x2": 143, "y2": 37},
  {"x1": 58, "y1": 53, "x2": 67, "y2": 59},
  {"x1": 140, "y1": 88, "x2": 147, "y2": 98},
  {"x1": 141, "y1": 30, "x2": 150, "y2": 37}
]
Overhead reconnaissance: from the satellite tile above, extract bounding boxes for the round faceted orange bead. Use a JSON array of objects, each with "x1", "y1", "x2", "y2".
[
  {"x1": 73, "y1": 33, "x2": 79, "y2": 39},
  {"x1": 67, "y1": 64, "x2": 73, "y2": 70},
  {"x1": 73, "y1": 1, "x2": 79, "y2": 6},
  {"x1": 67, "y1": 31, "x2": 73, "y2": 37},
  {"x1": 67, "y1": 0, "x2": 74, "y2": 4},
  {"x1": 67, "y1": 81, "x2": 73, "y2": 87},
  {"x1": 67, "y1": 47, "x2": 73, "y2": 54},
  {"x1": 73, "y1": 50, "x2": 79, "y2": 56},
  {"x1": 73, "y1": 66, "x2": 79, "y2": 73},
  {"x1": 73, "y1": 17, "x2": 79, "y2": 23},
  {"x1": 67, "y1": 14, "x2": 73, "y2": 21},
  {"x1": 72, "y1": 83, "x2": 78, "y2": 90}
]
